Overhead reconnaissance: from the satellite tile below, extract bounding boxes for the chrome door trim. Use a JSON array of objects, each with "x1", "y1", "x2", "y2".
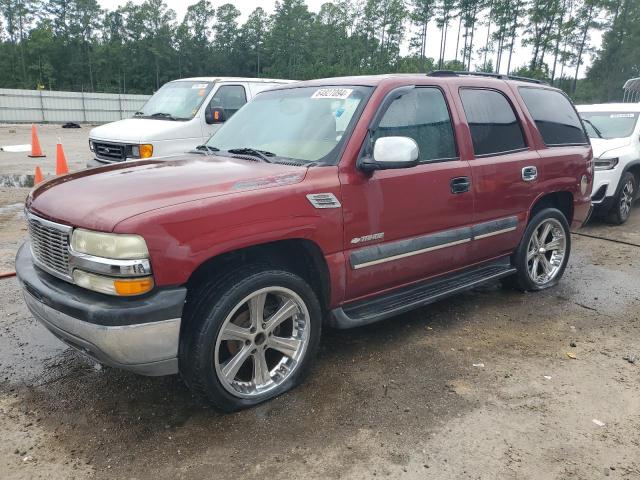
[{"x1": 350, "y1": 216, "x2": 519, "y2": 270}]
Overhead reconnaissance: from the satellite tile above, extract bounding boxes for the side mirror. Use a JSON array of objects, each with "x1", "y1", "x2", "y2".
[
  {"x1": 205, "y1": 105, "x2": 226, "y2": 124},
  {"x1": 361, "y1": 136, "x2": 420, "y2": 171}
]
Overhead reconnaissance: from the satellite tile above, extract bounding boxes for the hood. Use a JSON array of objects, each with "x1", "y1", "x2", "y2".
[
  {"x1": 89, "y1": 118, "x2": 199, "y2": 143},
  {"x1": 590, "y1": 137, "x2": 632, "y2": 158},
  {"x1": 27, "y1": 154, "x2": 307, "y2": 232}
]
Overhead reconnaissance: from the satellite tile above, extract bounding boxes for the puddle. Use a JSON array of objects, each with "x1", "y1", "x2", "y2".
[{"x1": 0, "y1": 174, "x2": 34, "y2": 187}]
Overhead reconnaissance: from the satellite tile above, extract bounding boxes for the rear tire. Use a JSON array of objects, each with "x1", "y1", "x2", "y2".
[
  {"x1": 503, "y1": 208, "x2": 571, "y2": 292},
  {"x1": 606, "y1": 172, "x2": 635, "y2": 225},
  {"x1": 180, "y1": 266, "x2": 322, "y2": 412}
]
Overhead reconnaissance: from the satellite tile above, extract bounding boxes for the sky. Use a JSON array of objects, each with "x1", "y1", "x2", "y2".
[{"x1": 97, "y1": 0, "x2": 600, "y2": 77}]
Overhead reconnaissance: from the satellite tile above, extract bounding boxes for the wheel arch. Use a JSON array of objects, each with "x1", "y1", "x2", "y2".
[
  {"x1": 185, "y1": 238, "x2": 332, "y2": 312},
  {"x1": 623, "y1": 160, "x2": 640, "y2": 190},
  {"x1": 528, "y1": 191, "x2": 574, "y2": 225}
]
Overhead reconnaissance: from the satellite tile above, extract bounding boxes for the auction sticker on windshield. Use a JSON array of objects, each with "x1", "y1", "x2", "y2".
[{"x1": 312, "y1": 88, "x2": 353, "y2": 100}]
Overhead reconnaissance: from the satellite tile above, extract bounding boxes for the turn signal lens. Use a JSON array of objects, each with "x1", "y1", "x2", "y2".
[
  {"x1": 139, "y1": 144, "x2": 154, "y2": 158},
  {"x1": 73, "y1": 270, "x2": 154, "y2": 296},
  {"x1": 114, "y1": 277, "x2": 154, "y2": 296}
]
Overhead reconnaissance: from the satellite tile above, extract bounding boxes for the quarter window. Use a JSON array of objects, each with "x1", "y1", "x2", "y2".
[
  {"x1": 519, "y1": 87, "x2": 588, "y2": 146},
  {"x1": 373, "y1": 87, "x2": 457, "y2": 162},
  {"x1": 459, "y1": 88, "x2": 527, "y2": 156},
  {"x1": 211, "y1": 85, "x2": 247, "y2": 118}
]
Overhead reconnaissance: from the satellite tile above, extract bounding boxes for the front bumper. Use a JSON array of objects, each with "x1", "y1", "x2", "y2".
[
  {"x1": 16, "y1": 243, "x2": 186, "y2": 376},
  {"x1": 87, "y1": 157, "x2": 119, "y2": 168}
]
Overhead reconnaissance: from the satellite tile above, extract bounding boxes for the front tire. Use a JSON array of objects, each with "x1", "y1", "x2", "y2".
[
  {"x1": 180, "y1": 267, "x2": 322, "y2": 412},
  {"x1": 606, "y1": 172, "x2": 636, "y2": 225},
  {"x1": 505, "y1": 208, "x2": 571, "y2": 292}
]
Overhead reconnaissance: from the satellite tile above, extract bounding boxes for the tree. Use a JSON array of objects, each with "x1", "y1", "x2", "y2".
[{"x1": 238, "y1": 7, "x2": 268, "y2": 76}]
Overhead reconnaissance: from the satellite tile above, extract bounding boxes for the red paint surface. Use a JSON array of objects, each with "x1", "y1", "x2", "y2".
[{"x1": 27, "y1": 75, "x2": 592, "y2": 308}]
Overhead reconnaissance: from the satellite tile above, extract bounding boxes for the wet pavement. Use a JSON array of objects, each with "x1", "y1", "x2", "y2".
[
  {"x1": 1, "y1": 208, "x2": 639, "y2": 479},
  {"x1": 1, "y1": 128, "x2": 639, "y2": 478}
]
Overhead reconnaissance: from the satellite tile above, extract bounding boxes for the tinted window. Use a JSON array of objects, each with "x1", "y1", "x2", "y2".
[
  {"x1": 373, "y1": 87, "x2": 457, "y2": 162},
  {"x1": 211, "y1": 85, "x2": 247, "y2": 118},
  {"x1": 519, "y1": 87, "x2": 588, "y2": 146},
  {"x1": 459, "y1": 88, "x2": 526, "y2": 156}
]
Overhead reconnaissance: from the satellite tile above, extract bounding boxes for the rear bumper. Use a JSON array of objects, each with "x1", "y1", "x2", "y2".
[{"x1": 16, "y1": 243, "x2": 186, "y2": 376}]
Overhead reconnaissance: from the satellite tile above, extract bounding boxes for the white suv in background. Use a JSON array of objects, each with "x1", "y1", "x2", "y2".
[{"x1": 577, "y1": 104, "x2": 640, "y2": 224}]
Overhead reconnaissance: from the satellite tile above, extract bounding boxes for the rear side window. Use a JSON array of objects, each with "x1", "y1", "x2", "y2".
[
  {"x1": 211, "y1": 85, "x2": 247, "y2": 118},
  {"x1": 459, "y1": 88, "x2": 527, "y2": 156},
  {"x1": 518, "y1": 87, "x2": 588, "y2": 146},
  {"x1": 373, "y1": 87, "x2": 457, "y2": 162}
]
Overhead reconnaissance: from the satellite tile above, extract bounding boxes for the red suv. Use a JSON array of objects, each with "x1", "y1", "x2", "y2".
[{"x1": 16, "y1": 72, "x2": 593, "y2": 411}]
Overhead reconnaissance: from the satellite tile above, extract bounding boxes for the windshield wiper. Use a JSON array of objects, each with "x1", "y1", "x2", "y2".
[
  {"x1": 148, "y1": 112, "x2": 179, "y2": 121},
  {"x1": 227, "y1": 147, "x2": 275, "y2": 163},
  {"x1": 196, "y1": 144, "x2": 219, "y2": 151},
  {"x1": 582, "y1": 118, "x2": 603, "y2": 139},
  {"x1": 194, "y1": 145, "x2": 220, "y2": 156},
  {"x1": 133, "y1": 111, "x2": 144, "y2": 117}
]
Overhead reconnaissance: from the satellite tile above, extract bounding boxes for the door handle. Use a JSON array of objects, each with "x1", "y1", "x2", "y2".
[
  {"x1": 450, "y1": 177, "x2": 471, "y2": 194},
  {"x1": 522, "y1": 166, "x2": 538, "y2": 182}
]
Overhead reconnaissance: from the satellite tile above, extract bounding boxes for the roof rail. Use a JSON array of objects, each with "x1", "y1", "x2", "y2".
[{"x1": 427, "y1": 70, "x2": 547, "y2": 85}]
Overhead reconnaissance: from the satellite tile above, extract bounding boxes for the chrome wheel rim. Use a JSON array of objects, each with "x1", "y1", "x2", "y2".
[
  {"x1": 619, "y1": 179, "x2": 634, "y2": 219},
  {"x1": 526, "y1": 218, "x2": 566, "y2": 286},
  {"x1": 214, "y1": 286, "x2": 310, "y2": 399}
]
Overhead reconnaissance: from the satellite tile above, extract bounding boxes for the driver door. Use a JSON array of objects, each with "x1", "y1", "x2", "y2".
[{"x1": 339, "y1": 86, "x2": 474, "y2": 300}]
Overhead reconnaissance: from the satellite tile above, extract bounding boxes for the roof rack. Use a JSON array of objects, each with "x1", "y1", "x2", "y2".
[{"x1": 427, "y1": 70, "x2": 547, "y2": 85}]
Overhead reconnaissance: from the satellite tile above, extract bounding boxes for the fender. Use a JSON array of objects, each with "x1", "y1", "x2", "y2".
[{"x1": 113, "y1": 168, "x2": 346, "y2": 291}]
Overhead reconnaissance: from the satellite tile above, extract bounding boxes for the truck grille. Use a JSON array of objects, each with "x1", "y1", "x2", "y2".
[
  {"x1": 27, "y1": 213, "x2": 72, "y2": 280},
  {"x1": 92, "y1": 141, "x2": 126, "y2": 162}
]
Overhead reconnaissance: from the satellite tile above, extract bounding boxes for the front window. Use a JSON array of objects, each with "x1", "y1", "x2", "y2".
[
  {"x1": 579, "y1": 112, "x2": 639, "y2": 139},
  {"x1": 135, "y1": 81, "x2": 214, "y2": 121},
  {"x1": 206, "y1": 86, "x2": 371, "y2": 164}
]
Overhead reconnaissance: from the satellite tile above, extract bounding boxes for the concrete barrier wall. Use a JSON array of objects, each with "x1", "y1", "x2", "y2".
[{"x1": 0, "y1": 88, "x2": 151, "y2": 124}]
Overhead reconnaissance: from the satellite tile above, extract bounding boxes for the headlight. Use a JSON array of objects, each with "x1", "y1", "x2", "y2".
[
  {"x1": 594, "y1": 157, "x2": 618, "y2": 171},
  {"x1": 73, "y1": 270, "x2": 154, "y2": 296},
  {"x1": 71, "y1": 229, "x2": 149, "y2": 259},
  {"x1": 130, "y1": 144, "x2": 153, "y2": 159}
]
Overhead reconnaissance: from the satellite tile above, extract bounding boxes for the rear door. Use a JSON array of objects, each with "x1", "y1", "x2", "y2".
[
  {"x1": 340, "y1": 85, "x2": 474, "y2": 300},
  {"x1": 454, "y1": 86, "x2": 542, "y2": 263}
]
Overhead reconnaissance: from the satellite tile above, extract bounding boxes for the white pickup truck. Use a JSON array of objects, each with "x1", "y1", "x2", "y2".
[
  {"x1": 577, "y1": 103, "x2": 640, "y2": 224},
  {"x1": 88, "y1": 77, "x2": 295, "y2": 167}
]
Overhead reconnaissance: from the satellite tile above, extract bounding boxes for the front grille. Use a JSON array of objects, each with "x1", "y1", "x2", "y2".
[
  {"x1": 92, "y1": 141, "x2": 126, "y2": 162},
  {"x1": 27, "y1": 214, "x2": 72, "y2": 279}
]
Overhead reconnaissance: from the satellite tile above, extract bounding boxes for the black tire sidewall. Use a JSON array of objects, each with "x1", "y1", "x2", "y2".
[
  {"x1": 513, "y1": 208, "x2": 571, "y2": 291},
  {"x1": 181, "y1": 269, "x2": 322, "y2": 412},
  {"x1": 609, "y1": 172, "x2": 636, "y2": 224}
]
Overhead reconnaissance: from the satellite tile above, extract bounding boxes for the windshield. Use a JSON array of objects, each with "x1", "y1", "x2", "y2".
[
  {"x1": 579, "y1": 111, "x2": 639, "y2": 139},
  {"x1": 206, "y1": 86, "x2": 371, "y2": 164},
  {"x1": 135, "y1": 81, "x2": 214, "y2": 120}
]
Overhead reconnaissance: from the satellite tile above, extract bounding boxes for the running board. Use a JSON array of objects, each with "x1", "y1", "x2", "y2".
[{"x1": 329, "y1": 258, "x2": 516, "y2": 329}]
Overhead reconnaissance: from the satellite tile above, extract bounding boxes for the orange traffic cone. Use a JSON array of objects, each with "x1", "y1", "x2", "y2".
[
  {"x1": 28, "y1": 124, "x2": 46, "y2": 158},
  {"x1": 55, "y1": 142, "x2": 69, "y2": 175},
  {"x1": 34, "y1": 166, "x2": 43, "y2": 185}
]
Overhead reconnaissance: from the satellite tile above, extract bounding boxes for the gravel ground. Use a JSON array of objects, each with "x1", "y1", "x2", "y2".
[{"x1": 1, "y1": 125, "x2": 639, "y2": 479}]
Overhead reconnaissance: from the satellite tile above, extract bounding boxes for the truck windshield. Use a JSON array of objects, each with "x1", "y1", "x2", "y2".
[
  {"x1": 579, "y1": 112, "x2": 639, "y2": 139},
  {"x1": 206, "y1": 86, "x2": 371, "y2": 164},
  {"x1": 135, "y1": 81, "x2": 214, "y2": 121}
]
